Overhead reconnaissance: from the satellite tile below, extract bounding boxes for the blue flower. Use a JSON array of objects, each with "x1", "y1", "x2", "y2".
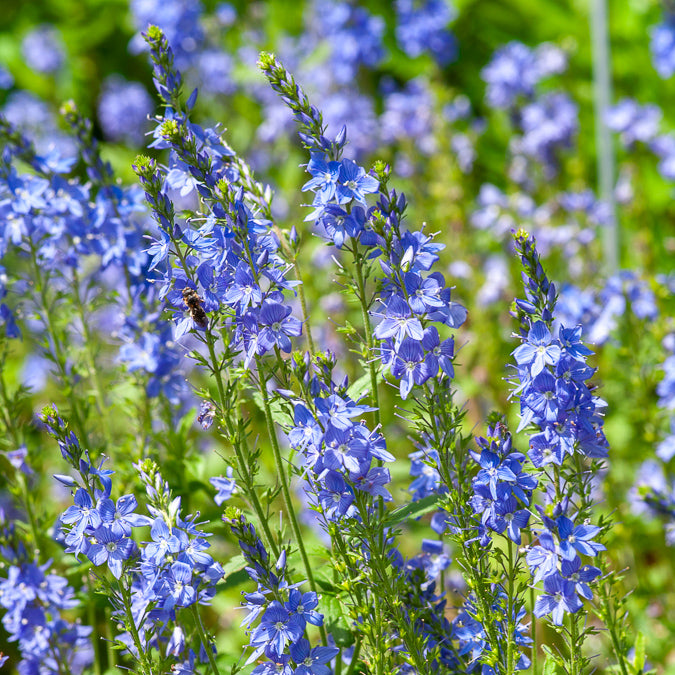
[
  {"x1": 335, "y1": 159, "x2": 379, "y2": 205},
  {"x1": 352, "y1": 466, "x2": 393, "y2": 500},
  {"x1": 605, "y1": 99, "x2": 661, "y2": 146},
  {"x1": 144, "y1": 518, "x2": 182, "y2": 565},
  {"x1": 373, "y1": 295, "x2": 424, "y2": 346},
  {"x1": 404, "y1": 271, "x2": 445, "y2": 314},
  {"x1": 651, "y1": 16, "x2": 675, "y2": 78},
  {"x1": 318, "y1": 470, "x2": 355, "y2": 520},
  {"x1": 249, "y1": 601, "x2": 305, "y2": 661},
  {"x1": 526, "y1": 531, "x2": 558, "y2": 583},
  {"x1": 22, "y1": 25, "x2": 65, "y2": 74},
  {"x1": 257, "y1": 301, "x2": 303, "y2": 354},
  {"x1": 61, "y1": 489, "x2": 102, "y2": 537},
  {"x1": 285, "y1": 590, "x2": 323, "y2": 628},
  {"x1": 512, "y1": 320, "x2": 561, "y2": 377},
  {"x1": 290, "y1": 639, "x2": 339, "y2": 675},
  {"x1": 391, "y1": 337, "x2": 433, "y2": 399},
  {"x1": 533, "y1": 574, "x2": 582, "y2": 625},
  {"x1": 162, "y1": 561, "x2": 196, "y2": 609},
  {"x1": 395, "y1": 0, "x2": 457, "y2": 66},
  {"x1": 556, "y1": 515, "x2": 605, "y2": 560},
  {"x1": 288, "y1": 404, "x2": 323, "y2": 450},
  {"x1": 210, "y1": 467, "x2": 237, "y2": 505},
  {"x1": 223, "y1": 262, "x2": 263, "y2": 311},
  {"x1": 302, "y1": 153, "x2": 341, "y2": 204},
  {"x1": 98, "y1": 75, "x2": 153, "y2": 146},
  {"x1": 560, "y1": 557, "x2": 600, "y2": 600},
  {"x1": 97, "y1": 494, "x2": 152, "y2": 536},
  {"x1": 87, "y1": 527, "x2": 135, "y2": 579}
]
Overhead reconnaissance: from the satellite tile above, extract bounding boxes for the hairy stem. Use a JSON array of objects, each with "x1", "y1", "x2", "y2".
[{"x1": 254, "y1": 355, "x2": 327, "y2": 646}]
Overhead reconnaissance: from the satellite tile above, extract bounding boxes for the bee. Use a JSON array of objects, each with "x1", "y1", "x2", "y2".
[{"x1": 182, "y1": 286, "x2": 209, "y2": 329}]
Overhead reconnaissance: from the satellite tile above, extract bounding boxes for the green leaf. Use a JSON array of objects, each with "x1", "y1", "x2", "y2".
[
  {"x1": 347, "y1": 372, "x2": 374, "y2": 401},
  {"x1": 542, "y1": 654, "x2": 560, "y2": 675},
  {"x1": 541, "y1": 645, "x2": 564, "y2": 673},
  {"x1": 382, "y1": 494, "x2": 442, "y2": 527},
  {"x1": 216, "y1": 568, "x2": 250, "y2": 592},
  {"x1": 633, "y1": 631, "x2": 646, "y2": 672},
  {"x1": 221, "y1": 554, "x2": 247, "y2": 579},
  {"x1": 252, "y1": 390, "x2": 285, "y2": 418},
  {"x1": 322, "y1": 595, "x2": 354, "y2": 647},
  {"x1": 314, "y1": 570, "x2": 338, "y2": 593}
]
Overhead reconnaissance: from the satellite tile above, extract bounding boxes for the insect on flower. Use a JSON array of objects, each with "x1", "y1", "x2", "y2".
[{"x1": 182, "y1": 286, "x2": 208, "y2": 329}]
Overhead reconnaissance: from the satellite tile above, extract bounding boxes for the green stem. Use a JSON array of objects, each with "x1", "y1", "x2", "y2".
[
  {"x1": 351, "y1": 248, "x2": 380, "y2": 429},
  {"x1": 191, "y1": 604, "x2": 221, "y2": 675},
  {"x1": 87, "y1": 577, "x2": 102, "y2": 675},
  {"x1": 294, "y1": 260, "x2": 316, "y2": 354},
  {"x1": 344, "y1": 638, "x2": 362, "y2": 675},
  {"x1": 596, "y1": 574, "x2": 630, "y2": 675},
  {"x1": 274, "y1": 223, "x2": 316, "y2": 354},
  {"x1": 29, "y1": 247, "x2": 90, "y2": 446},
  {"x1": 71, "y1": 268, "x2": 112, "y2": 447},
  {"x1": 0, "y1": 341, "x2": 43, "y2": 555},
  {"x1": 204, "y1": 336, "x2": 279, "y2": 559},
  {"x1": 530, "y1": 585, "x2": 538, "y2": 675},
  {"x1": 590, "y1": 0, "x2": 619, "y2": 273},
  {"x1": 120, "y1": 580, "x2": 155, "y2": 675},
  {"x1": 138, "y1": 375, "x2": 153, "y2": 460},
  {"x1": 254, "y1": 355, "x2": 327, "y2": 646},
  {"x1": 349, "y1": 492, "x2": 427, "y2": 672},
  {"x1": 0, "y1": 344, "x2": 21, "y2": 447},
  {"x1": 105, "y1": 607, "x2": 117, "y2": 672},
  {"x1": 506, "y1": 538, "x2": 515, "y2": 674},
  {"x1": 568, "y1": 613, "x2": 581, "y2": 675}
]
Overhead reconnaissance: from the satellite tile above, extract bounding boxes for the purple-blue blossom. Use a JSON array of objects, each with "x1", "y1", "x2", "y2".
[
  {"x1": 605, "y1": 98, "x2": 661, "y2": 146},
  {"x1": 395, "y1": 0, "x2": 457, "y2": 66},
  {"x1": 651, "y1": 16, "x2": 675, "y2": 78},
  {"x1": 98, "y1": 76, "x2": 154, "y2": 146},
  {"x1": 22, "y1": 25, "x2": 65, "y2": 74}
]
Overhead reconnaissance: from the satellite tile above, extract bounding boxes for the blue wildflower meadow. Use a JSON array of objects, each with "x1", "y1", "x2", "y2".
[{"x1": 1, "y1": 3, "x2": 674, "y2": 674}]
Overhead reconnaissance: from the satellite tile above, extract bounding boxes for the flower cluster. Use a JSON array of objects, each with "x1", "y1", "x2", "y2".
[
  {"x1": 21, "y1": 24, "x2": 65, "y2": 75},
  {"x1": 310, "y1": 0, "x2": 386, "y2": 85},
  {"x1": 510, "y1": 231, "x2": 608, "y2": 624},
  {"x1": 527, "y1": 502, "x2": 604, "y2": 625},
  {"x1": 470, "y1": 183, "x2": 602, "y2": 290},
  {"x1": 228, "y1": 514, "x2": 337, "y2": 673},
  {"x1": 262, "y1": 52, "x2": 467, "y2": 400},
  {"x1": 555, "y1": 270, "x2": 658, "y2": 346},
  {"x1": 0, "y1": 503, "x2": 93, "y2": 674},
  {"x1": 287, "y1": 373, "x2": 394, "y2": 520},
  {"x1": 370, "y1": 183, "x2": 466, "y2": 399},
  {"x1": 511, "y1": 239, "x2": 608, "y2": 466},
  {"x1": 517, "y1": 92, "x2": 578, "y2": 169},
  {"x1": 394, "y1": 0, "x2": 457, "y2": 66},
  {"x1": 650, "y1": 14, "x2": 675, "y2": 78},
  {"x1": 137, "y1": 29, "x2": 302, "y2": 364},
  {"x1": 0, "y1": 557, "x2": 93, "y2": 674},
  {"x1": 46, "y1": 406, "x2": 224, "y2": 670},
  {"x1": 605, "y1": 98, "x2": 661, "y2": 147},
  {"x1": 469, "y1": 422, "x2": 537, "y2": 546},
  {"x1": 393, "y1": 540, "x2": 457, "y2": 670},
  {"x1": 634, "y1": 333, "x2": 675, "y2": 543},
  {"x1": 605, "y1": 98, "x2": 675, "y2": 182},
  {"x1": 482, "y1": 41, "x2": 575, "y2": 180},
  {"x1": 98, "y1": 75, "x2": 154, "y2": 146},
  {"x1": 481, "y1": 41, "x2": 567, "y2": 110},
  {"x1": 451, "y1": 590, "x2": 532, "y2": 671}
]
